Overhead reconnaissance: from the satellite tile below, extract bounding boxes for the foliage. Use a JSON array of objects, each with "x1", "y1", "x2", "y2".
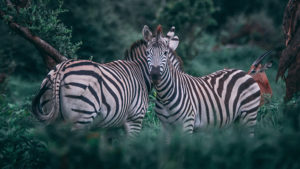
[
  {"x1": 0, "y1": 98, "x2": 47, "y2": 169},
  {"x1": 219, "y1": 12, "x2": 283, "y2": 49},
  {"x1": 157, "y1": 0, "x2": 216, "y2": 31},
  {"x1": 0, "y1": 49, "x2": 15, "y2": 94},
  {"x1": 0, "y1": 0, "x2": 287, "y2": 79},
  {"x1": 0, "y1": 0, "x2": 81, "y2": 58},
  {"x1": 6, "y1": 77, "x2": 41, "y2": 103},
  {"x1": 0, "y1": 0, "x2": 298, "y2": 168},
  {"x1": 1, "y1": 96, "x2": 300, "y2": 169},
  {"x1": 213, "y1": 0, "x2": 288, "y2": 26},
  {"x1": 0, "y1": 50, "x2": 15, "y2": 74},
  {"x1": 109, "y1": 0, "x2": 162, "y2": 30},
  {"x1": 0, "y1": 0, "x2": 82, "y2": 82},
  {"x1": 0, "y1": 23, "x2": 46, "y2": 80},
  {"x1": 157, "y1": 0, "x2": 216, "y2": 60},
  {"x1": 62, "y1": 0, "x2": 138, "y2": 63},
  {"x1": 185, "y1": 34, "x2": 267, "y2": 75},
  {"x1": 184, "y1": 34, "x2": 285, "y2": 98}
]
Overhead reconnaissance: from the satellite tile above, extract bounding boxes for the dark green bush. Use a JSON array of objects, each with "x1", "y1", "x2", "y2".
[
  {"x1": 0, "y1": 98, "x2": 47, "y2": 169},
  {"x1": 157, "y1": 0, "x2": 216, "y2": 60},
  {"x1": 0, "y1": 0, "x2": 81, "y2": 58},
  {"x1": 1, "y1": 95, "x2": 300, "y2": 169},
  {"x1": 61, "y1": 0, "x2": 139, "y2": 63}
]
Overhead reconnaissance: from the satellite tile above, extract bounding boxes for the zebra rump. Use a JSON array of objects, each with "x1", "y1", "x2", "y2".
[
  {"x1": 32, "y1": 61, "x2": 70, "y2": 124},
  {"x1": 32, "y1": 41, "x2": 150, "y2": 135}
]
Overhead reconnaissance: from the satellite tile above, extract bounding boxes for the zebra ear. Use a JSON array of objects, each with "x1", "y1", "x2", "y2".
[
  {"x1": 142, "y1": 25, "x2": 153, "y2": 42},
  {"x1": 165, "y1": 26, "x2": 179, "y2": 50},
  {"x1": 168, "y1": 36, "x2": 179, "y2": 51},
  {"x1": 166, "y1": 26, "x2": 175, "y2": 39}
]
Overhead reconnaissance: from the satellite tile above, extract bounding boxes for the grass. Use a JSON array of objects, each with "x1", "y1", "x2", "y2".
[{"x1": 1, "y1": 93, "x2": 300, "y2": 169}]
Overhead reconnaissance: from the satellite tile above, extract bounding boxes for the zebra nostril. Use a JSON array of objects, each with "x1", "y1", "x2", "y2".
[{"x1": 150, "y1": 66, "x2": 161, "y2": 83}]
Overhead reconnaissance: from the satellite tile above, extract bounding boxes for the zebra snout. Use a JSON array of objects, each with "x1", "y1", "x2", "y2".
[{"x1": 150, "y1": 66, "x2": 161, "y2": 84}]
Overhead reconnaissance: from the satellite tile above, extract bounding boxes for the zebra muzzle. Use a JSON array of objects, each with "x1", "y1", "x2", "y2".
[{"x1": 150, "y1": 66, "x2": 161, "y2": 84}]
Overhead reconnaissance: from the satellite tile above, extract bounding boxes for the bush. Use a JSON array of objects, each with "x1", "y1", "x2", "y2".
[
  {"x1": 0, "y1": 98, "x2": 47, "y2": 169},
  {"x1": 1, "y1": 95, "x2": 300, "y2": 169},
  {"x1": 157, "y1": 0, "x2": 216, "y2": 60},
  {"x1": 0, "y1": 0, "x2": 81, "y2": 58},
  {"x1": 62, "y1": 0, "x2": 139, "y2": 63},
  {"x1": 183, "y1": 33, "x2": 285, "y2": 98},
  {"x1": 0, "y1": 1, "x2": 297, "y2": 168}
]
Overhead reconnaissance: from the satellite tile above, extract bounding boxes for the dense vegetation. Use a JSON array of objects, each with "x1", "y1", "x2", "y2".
[{"x1": 1, "y1": 0, "x2": 299, "y2": 168}]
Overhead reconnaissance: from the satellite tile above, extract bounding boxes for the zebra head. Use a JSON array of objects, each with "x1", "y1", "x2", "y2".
[{"x1": 142, "y1": 25, "x2": 179, "y2": 84}]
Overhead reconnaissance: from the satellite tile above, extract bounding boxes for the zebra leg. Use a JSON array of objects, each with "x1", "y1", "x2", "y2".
[
  {"x1": 183, "y1": 117, "x2": 195, "y2": 134},
  {"x1": 238, "y1": 108, "x2": 259, "y2": 137},
  {"x1": 124, "y1": 115, "x2": 144, "y2": 137},
  {"x1": 161, "y1": 123, "x2": 173, "y2": 144},
  {"x1": 124, "y1": 121, "x2": 142, "y2": 137},
  {"x1": 182, "y1": 111, "x2": 196, "y2": 134}
]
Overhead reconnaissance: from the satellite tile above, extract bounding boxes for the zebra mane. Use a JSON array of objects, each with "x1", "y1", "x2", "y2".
[
  {"x1": 170, "y1": 49, "x2": 184, "y2": 71},
  {"x1": 124, "y1": 39, "x2": 147, "y2": 60}
]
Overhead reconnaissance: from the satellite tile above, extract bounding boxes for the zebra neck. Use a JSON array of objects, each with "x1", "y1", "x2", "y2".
[
  {"x1": 126, "y1": 45, "x2": 152, "y2": 92},
  {"x1": 139, "y1": 56, "x2": 152, "y2": 92},
  {"x1": 155, "y1": 60, "x2": 179, "y2": 103}
]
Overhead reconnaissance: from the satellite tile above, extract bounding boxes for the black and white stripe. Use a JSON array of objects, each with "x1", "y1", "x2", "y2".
[
  {"x1": 143, "y1": 25, "x2": 261, "y2": 135},
  {"x1": 32, "y1": 35, "x2": 183, "y2": 136},
  {"x1": 32, "y1": 40, "x2": 150, "y2": 136}
]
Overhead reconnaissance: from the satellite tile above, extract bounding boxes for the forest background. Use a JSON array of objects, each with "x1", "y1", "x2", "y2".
[{"x1": 1, "y1": 0, "x2": 300, "y2": 169}]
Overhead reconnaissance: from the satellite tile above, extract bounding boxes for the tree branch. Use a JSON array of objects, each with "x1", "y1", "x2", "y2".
[{"x1": 0, "y1": 6, "x2": 68, "y2": 69}]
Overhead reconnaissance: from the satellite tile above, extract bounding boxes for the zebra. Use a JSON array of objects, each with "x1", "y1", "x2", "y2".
[
  {"x1": 142, "y1": 25, "x2": 270, "y2": 136},
  {"x1": 32, "y1": 28, "x2": 182, "y2": 136}
]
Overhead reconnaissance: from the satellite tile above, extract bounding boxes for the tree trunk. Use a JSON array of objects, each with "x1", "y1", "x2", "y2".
[{"x1": 277, "y1": 0, "x2": 300, "y2": 101}]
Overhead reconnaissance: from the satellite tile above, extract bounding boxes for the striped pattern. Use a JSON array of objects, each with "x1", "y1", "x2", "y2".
[
  {"x1": 32, "y1": 40, "x2": 150, "y2": 136},
  {"x1": 143, "y1": 26, "x2": 261, "y2": 135},
  {"x1": 155, "y1": 68, "x2": 260, "y2": 135},
  {"x1": 32, "y1": 38, "x2": 183, "y2": 136}
]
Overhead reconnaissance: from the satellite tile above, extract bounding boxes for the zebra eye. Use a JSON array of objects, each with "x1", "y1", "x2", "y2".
[
  {"x1": 146, "y1": 51, "x2": 150, "y2": 55},
  {"x1": 164, "y1": 51, "x2": 168, "y2": 56}
]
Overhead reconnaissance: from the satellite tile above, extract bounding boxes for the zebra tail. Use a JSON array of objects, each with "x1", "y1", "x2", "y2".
[
  {"x1": 32, "y1": 62, "x2": 67, "y2": 124},
  {"x1": 248, "y1": 51, "x2": 273, "y2": 105},
  {"x1": 31, "y1": 83, "x2": 56, "y2": 123}
]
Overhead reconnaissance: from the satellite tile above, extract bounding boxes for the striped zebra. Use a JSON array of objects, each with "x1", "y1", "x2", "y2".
[
  {"x1": 32, "y1": 29, "x2": 182, "y2": 136},
  {"x1": 142, "y1": 25, "x2": 270, "y2": 135}
]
